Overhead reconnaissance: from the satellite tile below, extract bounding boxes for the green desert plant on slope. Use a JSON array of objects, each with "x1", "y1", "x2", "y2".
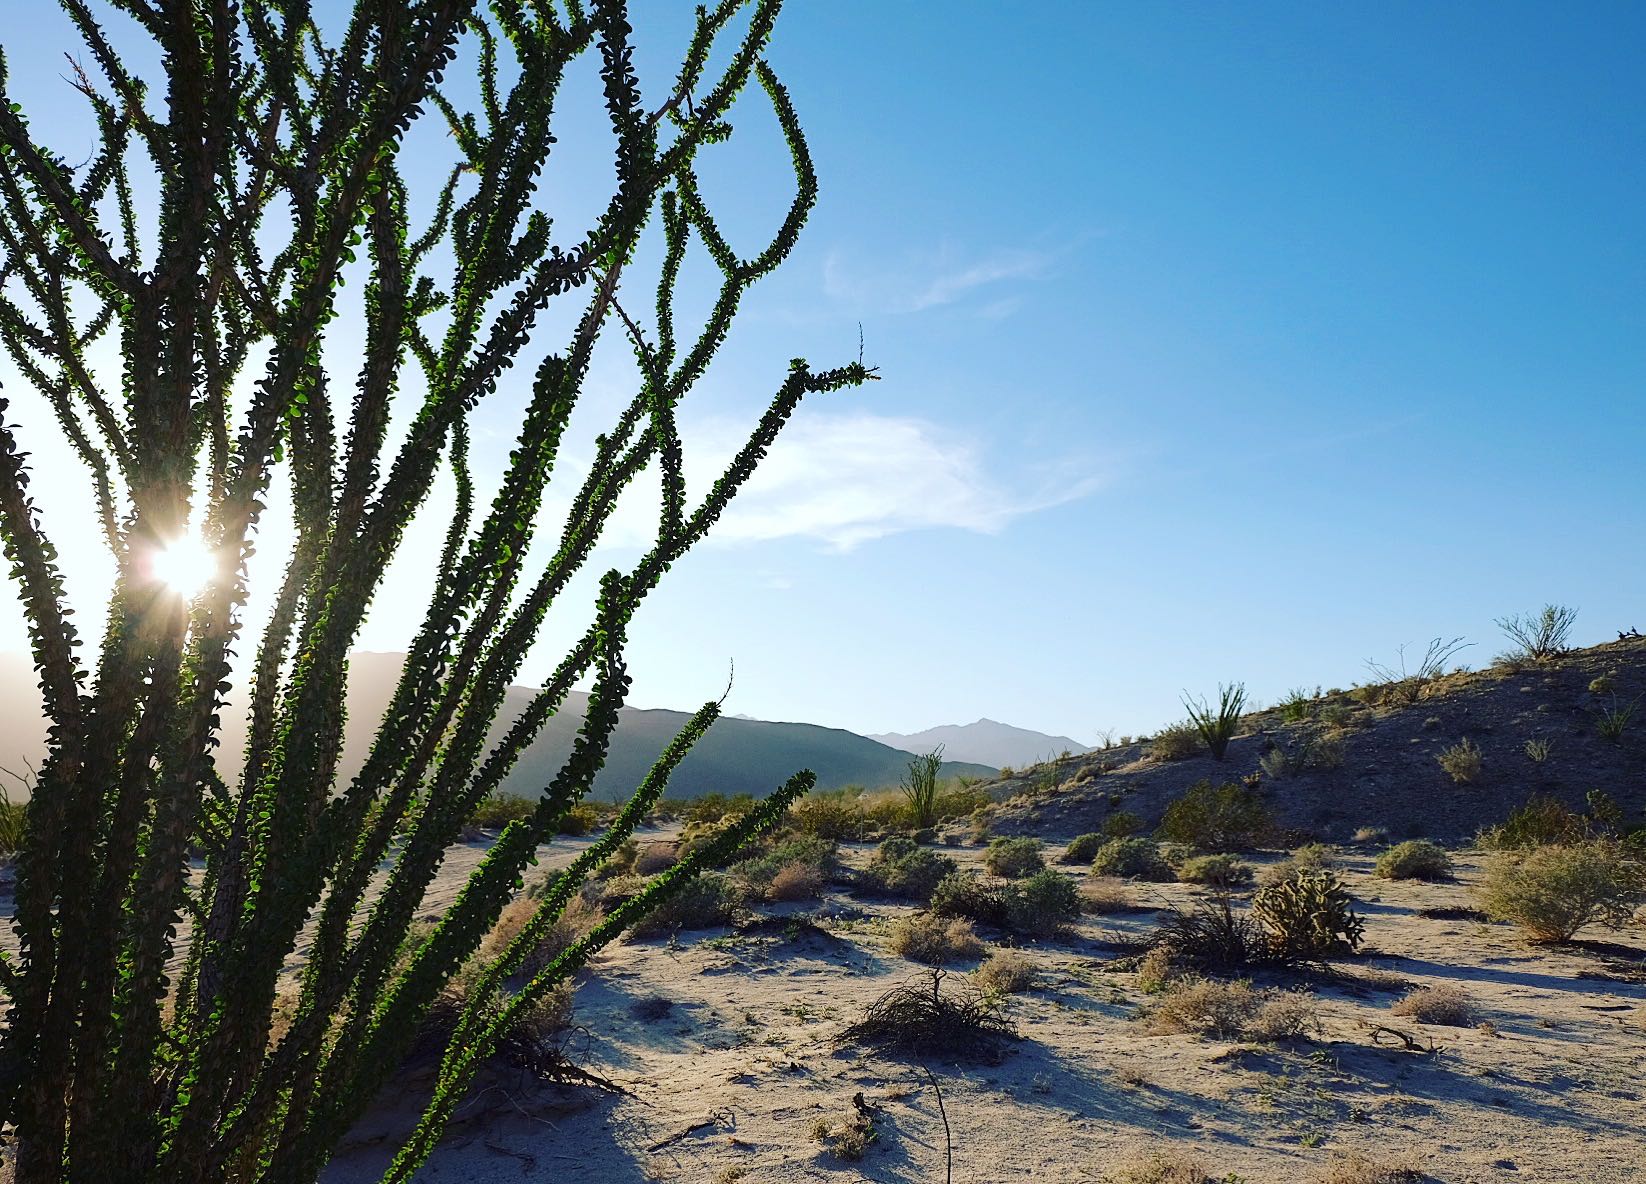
[
  {"x1": 0, "y1": 6, "x2": 873, "y2": 1181},
  {"x1": 901, "y1": 746, "x2": 946, "y2": 829},
  {"x1": 1181, "y1": 682, "x2": 1247, "y2": 760}
]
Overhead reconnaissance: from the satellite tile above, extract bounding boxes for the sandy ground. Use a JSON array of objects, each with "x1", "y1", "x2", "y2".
[{"x1": 316, "y1": 840, "x2": 1646, "y2": 1184}]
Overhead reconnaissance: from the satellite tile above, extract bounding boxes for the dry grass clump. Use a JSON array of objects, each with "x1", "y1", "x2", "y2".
[
  {"x1": 1143, "y1": 978, "x2": 1316, "y2": 1041},
  {"x1": 887, "y1": 913, "x2": 984, "y2": 965},
  {"x1": 1436, "y1": 737, "x2": 1483, "y2": 783},
  {"x1": 839, "y1": 968, "x2": 1015, "y2": 1061},
  {"x1": 633, "y1": 840, "x2": 681, "y2": 875},
  {"x1": 1476, "y1": 838, "x2": 1645, "y2": 942},
  {"x1": 809, "y1": 1108, "x2": 877, "y2": 1162},
  {"x1": 1176, "y1": 853, "x2": 1253, "y2": 889},
  {"x1": 1309, "y1": 1152, "x2": 1426, "y2": 1184},
  {"x1": 1391, "y1": 984, "x2": 1475, "y2": 1026},
  {"x1": 768, "y1": 860, "x2": 825, "y2": 901},
  {"x1": 479, "y1": 892, "x2": 603, "y2": 980},
  {"x1": 1374, "y1": 839, "x2": 1452, "y2": 881},
  {"x1": 974, "y1": 949, "x2": 1037, "y2": 995},
  {"x1": 1102, "y1": 1150, "x2": 1211, "y2": 1184},
  {"x1": 1081, "y1": 875, "x2": 1138, "y2": 914}
]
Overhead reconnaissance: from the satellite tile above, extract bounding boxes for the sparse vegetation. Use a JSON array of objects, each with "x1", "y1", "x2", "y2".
[
  {"x1": 1594, "y1": 694, "x2": 1639, "y2": 743},
  {"x1": 1153, "y1": 896, "x2": 1269, "y2": 975},
  {"x1": 1523, "y1": 736, "x2": 1552, "y2": 763},
  {"x1": 1091, "y1": 836, "x2": 1175, "y2": 881},
  {"x1": 1181, "y1": 682, "x2": 1248, "y2": 760},
  {"x1": 811, "y1": 1107, "x2": 877, "y2": 1162},
  {"x1": 1364, "y1": 636, "x2": 1472, "y2": 705},
  {"x1": 1476, "y1": 838, "x2": 1645, "y2": 942},
  {"x1": 1375, "y1": 840, "x2": 1453, "y2": 881},
  {"x1": 1280, "y1": 686, "x2": 1314, "y2": 722},
  {"x1": 974, "y1": 950, "x2": 1037, "y2": 995},
  {"x1": 1496, "y1": 603, "x2": 1578, "y2": 663},
  {"x1": 984, "y1": 836, "x2": 1045, "y2": 878},
  {"x1": 1062, "y1": 832, "x2": 1107, "y2": 864},
  {"x1": 861, "y1": 836, "x2": 959, "y2": 902},
  {"x1": 1176, "y1": 853, "x2": 1254, "y2": 889},
  {"x1": 1150, "y1": 721, "x2": 1203, "y2": 762},
  {"x1": 1157, "y1": 779, "x2": 1272, "y2": 851},
  {"x1": 1252, "y1": 870, "x2": 1365, "y2": 959},
  {"x1": 1392, "y1": 985, "x2": 1475, "y2": 1026},
  {"x1": 1309, "y1": 1154, "x2": 1427, "y2": 1184},
  {"x1": 840, "y1": 968, "x2": 1015, "y2": 1061},
  {"x1": 1081, "y1": 876, "x2": 1138, "y2": 914},
  {"x1": 1436, "y1": 737, "x2": 1483, "y2": 783},
  {"x1": 1144, "y1": 978, "x2": 1316, "y2": 1041},
  {"x1": 1102, "y1": 1150, "x2": 1213, "y2": 1184},
  {"x1": 888, "y1": 914, "x2": 985, "y2": 964},
  {"x1": 630, "y1": 874, "x2": 746, "y2": 941}
]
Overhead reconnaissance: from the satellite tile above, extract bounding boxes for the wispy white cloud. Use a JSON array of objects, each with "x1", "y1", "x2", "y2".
[
  {"x1": 823, "y1": 243, "x2": 1056, "y2": 316},
  {"x1": 575, "y1": 411, "x2": 1107, "y2": 553}
]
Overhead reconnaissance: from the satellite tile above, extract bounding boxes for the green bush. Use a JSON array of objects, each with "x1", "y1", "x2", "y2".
[
  {"x1": 1061, "y1": 832, "x2": 1106, "y2": 864},
  {"x1": 1103, "y1": 810, "x2": 1145, "y2": 838},
  {"x1": 1003, "y1": 869, "x2": 1081, "y2": 937},
  {"x1": 1177, "y1": 853, "x2": 1254, "y2": 889},
  {"x1": 1279, "y1": 687, "x2": 1313, "y2": 723},
  {"x1": 1090, "y1": 837, "x2": 1174, "y2": 881},
  {"x1": 1374, "y1": 840, "x2": 1452, "y2": 881},
  {"x1": 1476, "y1": 839, "x2": 1645, "y2": 942},
  {"x1": 788, "y1": 792, "x2": 864, "y2": 839},
  {"x1": 630, "y1": 875, "x2": 746, "y2": 941},
  {"x1": 1480, "y1": 794, "x2": 1589, "y2": 850},
  {"x1": 929, "y1": 871, "x2": 1009, "y2": 927},
  {"x1": 729, "y1": 835, "x2": 836, "y2": 899},
  {"x1": 1156, "y1": 779, "x2": 1272, "y2": 852},
  {"x1": 468, "y1": 793, "x2": 536, "y2": 830},
  {"x1": 1252, "y1": 870, "x2": 1364, "y2": 960},
  {"x1": 983, "y1": 836, "x2": 1044, "y2": 879},
  {"x1": 1437, "y1": 737, "x2": 1483, "y2": 783},
  {"x1": 1149, "y1": 721, "x2": 1201, "y2": 762},
  {"x1": 860, "y1": 836, "x2": 958, "y2": 902}
]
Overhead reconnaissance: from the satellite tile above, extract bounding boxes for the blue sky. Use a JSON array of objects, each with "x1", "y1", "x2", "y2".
[{"x1": 1, "y1": 2, "x2": 1642, "y2": 743}]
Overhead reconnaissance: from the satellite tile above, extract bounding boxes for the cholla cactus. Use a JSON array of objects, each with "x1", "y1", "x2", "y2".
[
  {"x1": 1253, "y1": 869, "x2": 1366, "y2": 960},
  {"x1": 0, "y1": 3, "x2": 870, "y2": 1180}
]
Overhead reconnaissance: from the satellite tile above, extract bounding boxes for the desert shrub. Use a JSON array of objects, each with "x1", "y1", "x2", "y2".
[
  {"x1": 1081, "y1": 877, "x2": 1138, "y2": 914},
  {"x1": 1495, "y1": 603, "x2": 1578, "y2": 663},
  {"x1": 810, "y1": 1109, "x2": 877, "y2": 1162},
  {"x1": 679, "y1": 792, "x2": 759, "y2": 826},
  {"x1": 1436, "y1": 737, "x2": 1483, "y2": 783},
  {"x1": 1091, "y1": 837, "x2": 1174, "y2": 881},
  {"x1": 1391, "y1": 985, "x2": 1474, "y2": 1026},
  {"x1": 1352, "y1": 826, "x2": 1389, "y2": 844},
  {"x1": 768, "y1": 861, "x2": 826, "y2": 901},
  {"x1": 839, "y1": 968, "x2": 1015, "y2": 1061},
  {"x1": 974, "y1": 950, "x2": 1037, "y2": 995},
  {"x1": 984, "y1": 836, "x2": 1045, "y2": 878},
  {"x1": 888, "y1": 914, "x2": 985, "y2": 964},
  {"x1": 1595, "y1": 694, "x2": 1640, "y2": 743},
  {"x1": 1476, "y1": 839, "x2": 1645, "y2": 942},
  {"x1": 633, "y1": 840, "x2": 682, "y2": 875},
  {"x1": 1103, "y1": 810, "x2": 1146, "y2": 838},
  {"x1": 1252, "y1": 870, "x2": 1365, "y2": 959},
  {"x1": 1157, "y1": 779, "x2": 1271, "y2": 851},
  {"x1": 1365, "y1": 637, "x2": 1472, "y2": 705},
  {"x1": 1259, "y1": 841, "x2": 1334, "y2": 887},
  {"x1": 730, "y1": 835, "x2": 836, "y2": 900},
  {"x1": 788, "y1": 792, "x2": 863, "y2": 839},
  {"x1": 930, "y1": 872, "x2": 1008, "y2": 927},
  {"x1": 860, "y1": 836, "x2": 958, "y2": 902},
  {"x1": 1103, "y1": 1150, "x2": 1212, "y2": 1184},
  {"x1": 1003, "y1": 869, "x2": 1081, "y2": 937},
  {"x1": 629, "y1": 874, "x2": 744, "y2": 941},
  {"x1": 554, "y1": 802, "x2": 602, "y2": 836},
  {"x1": 1181, "y1": 682, "x2": 1247, "y2": 760},
  {"x1": 1374, "y1": 840, "x2": 1452, "y2": 881},
  {"x1": 1479, "y1": 794, "x2": 1588, "y2": 850},
  {"x1": 1309, "y1": 1154, "x2": 1426, "y2": 1184},
  {"x1": 1280, "y1": 686, "x2": 1314, "y2": 723},
  {"x1": 1149, "y1": 721, "x2": 1202, "y2": 762},
  {"x1": 1177, "y1": 853, "x2": 1253, "y2": 889},
  {"x1": 1247, "y1": 990, "x2": 1320, "y2": 1041},
  {"x1": 1135, "y1": 945, "x2": 1184, "y2": 993},
  {"x1": 1522, "y1": 736, "x2": 1552, "y2": 763},
  {"x1": 480, "y1": 893, "x2": 604, "y2": 982},
  {"x1": 1062, "y1": 833, "x2": 1106, "y2": 864},
  {"x1": 1142, "y1": 978, "x2": 1253, "y2": 1038},
  {"x1": 468, "y1": 793, "x2": 536, "y2": 830},
  {"x1": 1320, "y1": 703, "x2": 1354, "y2": 730},
  {"x1": 1153, "y1": 896, "x2": 1273, "y2": 977}
]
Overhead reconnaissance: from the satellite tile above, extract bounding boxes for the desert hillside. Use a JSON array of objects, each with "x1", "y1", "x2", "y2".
[{"x1": 982, "y1": 636, "x2": 1646, "y2": 845}]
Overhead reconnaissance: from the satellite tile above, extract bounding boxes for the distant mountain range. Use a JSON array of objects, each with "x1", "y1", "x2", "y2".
[
  {"x1": 868, "y1": 718, "x2": 1091, "y2": 769},
  {"x1": 0, "y1": 652, "x2": 995, "y2": 801}
]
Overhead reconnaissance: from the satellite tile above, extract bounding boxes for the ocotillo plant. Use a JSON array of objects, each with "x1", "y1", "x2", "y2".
[
  {"x1": 901, "y1": 746, "x2": 945, "y2": 829},
  {"x1": 0, "y1": 3, "x2": 872, "y2": 1181}
]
